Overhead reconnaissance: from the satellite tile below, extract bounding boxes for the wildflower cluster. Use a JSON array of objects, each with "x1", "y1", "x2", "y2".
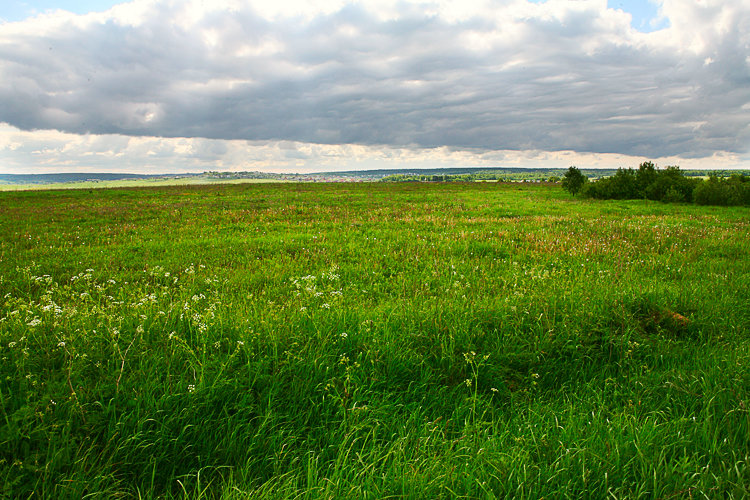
[
  {"x1": 0, "y1": 263, "x2": 235, "y2": 417},
  {"x1": 290, "y1": 265, "x2": 345, "y2": 310}
]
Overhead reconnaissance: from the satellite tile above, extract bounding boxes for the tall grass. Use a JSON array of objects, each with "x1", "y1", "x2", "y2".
[{"x1": 1, "y1": 182, "x2": 748, "y2": 497}]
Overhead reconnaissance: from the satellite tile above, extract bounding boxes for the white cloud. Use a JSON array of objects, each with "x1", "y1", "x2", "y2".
[
  {"x1": 1, "y1": 0, "x2": 749, "y2": 173},
  {"x1": 2, "y1": 123, "x2": 746, "y2": 174}
]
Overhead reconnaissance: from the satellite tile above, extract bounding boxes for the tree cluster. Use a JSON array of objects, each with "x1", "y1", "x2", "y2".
[
  {"x1": 693, "y1": 175, "x2": 750, "y2": 206},
  {"x1": 380, "y1": 171, "x2": 559, "y2": 183},
  {"x1": 562, "y1": 162, "x2": 749, "y2": 206}
]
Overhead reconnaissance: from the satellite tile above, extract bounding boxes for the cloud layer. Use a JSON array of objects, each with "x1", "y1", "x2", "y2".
[{"x1": 1, "y1": 0, "x2": 749, "y2": 171}]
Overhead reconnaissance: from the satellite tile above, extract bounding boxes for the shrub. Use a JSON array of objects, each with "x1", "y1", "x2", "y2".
[
  {"x1": 581, "y1": 163, "x2": 699, "y2": 203},
  {"x1": 608, "y1": 168, "x2": 639, "y2": 199},
  {"x1": 662, "y1": 186, "x2": 687, "y2": 203},
  {"x1": 636, "y1": 161, "x2": 658, "y2": 194},
  {"x1": 694, "y1": 175, "x2": 750, "y2": 206},
  {"x1": 643, "y1": 166, "x2": 697, "y2": 203}
]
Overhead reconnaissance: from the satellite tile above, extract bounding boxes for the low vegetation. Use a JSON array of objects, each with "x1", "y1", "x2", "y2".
[
  {"x1": 562, "y1": 163, "x2": 750, "y2": 206},
  {"x1": 1, "y1": 182, "x2": 748, "y2": 497},
  {"x1": 380, "y1": 170, "x2": 564, "y2": 183}
]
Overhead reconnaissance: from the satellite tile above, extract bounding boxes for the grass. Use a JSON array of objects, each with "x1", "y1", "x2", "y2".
[
  {"x1": 0, "y1": 176, "x2": 287, "y2": 191},
  {"x1": 0, "y1": 182, "x2": 748, "y2": 498}
]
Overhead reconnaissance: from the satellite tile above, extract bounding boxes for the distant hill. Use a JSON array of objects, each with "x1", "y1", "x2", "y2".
[
  {"x1": 0, "y1": 172, "x2": 179, "y2": 184},
  {"x1": 312, "y1": 167, "x2": 568, "y2": 178},
  {"x1": 0, "y1": 167, "x2": 581, "y2": 185},
  {"x1": 2, "y1": 167, "x2": 746, "y2": 186}
]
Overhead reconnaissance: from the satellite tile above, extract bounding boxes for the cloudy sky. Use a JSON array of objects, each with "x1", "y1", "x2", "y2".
[{"x1": 1, "y1": 0, "x2": 749, "y2": 174}]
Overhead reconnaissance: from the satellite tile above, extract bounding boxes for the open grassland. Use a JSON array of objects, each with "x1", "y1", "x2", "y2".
[
  {"x1": 0, "y1": 176, "x2": 287, "y2": 192},
  {"x1": 0, "y1": 182, "x2": 748, "y2": 498}
]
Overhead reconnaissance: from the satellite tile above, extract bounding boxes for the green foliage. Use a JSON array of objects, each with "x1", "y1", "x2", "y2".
[
  {"x1": 643, "y1": 166, "x2": 698, "y2": 202},
  {"x1": 582, "y1": 163, "x2": 705, "y2": 204},
  {"x1": 561, "y1": 166, "x2": 588, "y2": 195},
  {"x1": 636, "y1": 161, "x2": 658, "y2": 193},
  {"x1": 694, "y1": 175, "x2": 750, "y2": 206},
  {"x1": 379, "y1": 169, "x2": 569, "y2": 183},
  {"x1": 583, "y1": 167, "x2": 638, "y2": 199},
  {"x1": 0, "y1": 183, "x2": 748, "y2": 498}
]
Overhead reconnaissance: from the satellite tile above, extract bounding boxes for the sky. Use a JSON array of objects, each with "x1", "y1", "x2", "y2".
[{"x1": 1, "y1": 0, "x2": 749, "y2": 174}]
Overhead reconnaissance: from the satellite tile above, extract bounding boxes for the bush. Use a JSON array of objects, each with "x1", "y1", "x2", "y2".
[
  {"x1": 580, "y1": 163, "x2": 699, "y2": 204},
  {"x1": 662, "y1": 186, "x2": 686, "y2": 203},
  {"x1": 643, "y1": 166, "x2": 697, "y2": 203},
  {"x1": 694, "y1": 175, "x2": 750, "y2": 206},
  {"x1": 636, "y1": 161, "x2": 658, "y2": 194},
  {"x1": 590, "y1": 168, "x2": 639, "y2": 199},
  {"x1": 567, "y1": 163, "x2": 748, "y2": 206}
]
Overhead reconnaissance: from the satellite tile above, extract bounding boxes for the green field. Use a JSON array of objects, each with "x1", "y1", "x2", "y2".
[
  {"x1": 0, "y1": 176, "x2": 288, "y2": 191},
  {"x1": 1, "y1": 182, "x2": 748, "y2": 498}
]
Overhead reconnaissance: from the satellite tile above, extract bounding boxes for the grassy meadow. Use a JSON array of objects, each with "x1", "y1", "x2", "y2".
[
  {"x1": 0, "y1": 182, "x2": 748, "y2": 498},
  {"x1": 0, "y1": 176, "x2": 287, "y2": 192}
]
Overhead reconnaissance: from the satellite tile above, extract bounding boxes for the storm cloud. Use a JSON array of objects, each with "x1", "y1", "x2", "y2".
[{"x1": 1, "y1": 0, "x2": 749, "y2": 166}]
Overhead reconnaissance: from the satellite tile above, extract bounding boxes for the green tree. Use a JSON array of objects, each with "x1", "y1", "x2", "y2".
[
  {"x1": 561, "y1": 166, "x2": 587, "y2": 196},
  {"x1": 694, "y1": 174, "x2": 750, "y2": 206},
  {"x1": 636, "y1": 161, "x2": 658, "y2": 195},
  {"x1": 644, "y1": 166, "x2": 696, "y2": 202},
  {"x1": 598, "y1": 167, "x2": 638, "y2": 199}
]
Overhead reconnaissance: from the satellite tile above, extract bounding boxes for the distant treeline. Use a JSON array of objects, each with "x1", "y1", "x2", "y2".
[
  {"x1": 563, "y1": 163, "x2": 750, "y2": 206},
  {"x1": 0, "y1": 172, "x2": 167, "y2": 184},
  {"x1": 380, "y1": 171, "x2": 566, "y2": 182},
  {"x1": 204, "y1": 171, "x2": 286, "y2": 180},
  {"x1": 335, "y1": 166, "x2": 571, "y2": 178},
  {"x1": 378, "y1": 168, "x2": 747, "y2": 184}
]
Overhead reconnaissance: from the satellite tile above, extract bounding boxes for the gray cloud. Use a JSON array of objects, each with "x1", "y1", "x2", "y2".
[{"x1": 1, "y1": 0, "x2": 749, "y2": 160}]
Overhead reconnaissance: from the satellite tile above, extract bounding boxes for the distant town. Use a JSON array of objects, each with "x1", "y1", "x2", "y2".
[{"x1": 2, "y1": 166, "x2": 748, "y2": 189}]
